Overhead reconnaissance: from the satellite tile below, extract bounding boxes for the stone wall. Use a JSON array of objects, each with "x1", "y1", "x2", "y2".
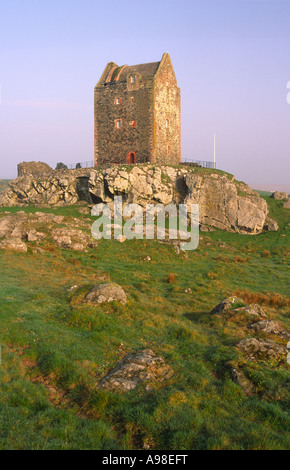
[
  {"x1": 95, "y1": 78, "x2": 154, "y2": 167},
  {"x1": 153, "y1": 53, "x2": 181, "y2": 165}
]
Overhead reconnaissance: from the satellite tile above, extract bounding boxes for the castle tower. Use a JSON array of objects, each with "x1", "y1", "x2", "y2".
[{"x1": 94, "y1": 53, "x2": 181, "y2": 167}]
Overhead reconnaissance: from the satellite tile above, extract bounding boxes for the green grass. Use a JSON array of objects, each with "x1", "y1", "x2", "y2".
[
  {"x1": 255, "y1": 190, "x2": 273, "y2": 197},
  {"x1": 0, "y1": 198, "x2": 289, "y2": 450}
]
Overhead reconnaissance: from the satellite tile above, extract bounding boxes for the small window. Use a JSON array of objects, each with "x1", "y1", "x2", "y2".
[
  {"x1": 166, "y1": 119, "x2": 169, "y2": 128},
  {"x1": 115, "y1": 119, "x2": 122, "y2": 129},
  {"x1": 130, "y1": 120, "x2": 137, "y2": 128},
  {"x1": 130, "y1": 76, "x2": 135, "y2": 84},
  {"x1": 115, "y1": 98, "x2": 121, "y2": 105}
]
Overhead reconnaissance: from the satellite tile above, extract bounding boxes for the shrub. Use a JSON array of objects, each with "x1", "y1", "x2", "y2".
[{"x1": 56, "y1": 162, "x2": 68, "y2": 170}]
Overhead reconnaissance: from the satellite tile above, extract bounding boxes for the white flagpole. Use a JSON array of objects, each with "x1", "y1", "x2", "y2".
[{"x1": 213, "y1": 132, "x2": 216, "y2": 168}]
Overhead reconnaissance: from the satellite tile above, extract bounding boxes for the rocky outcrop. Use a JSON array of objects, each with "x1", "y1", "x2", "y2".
[
  {"x1": 0, "y1": 163, "x2": 272, "y2": 234},
  {"x1": 97, "y1": 349, "x2": 174, "y2": 393},
  {"x1": 236, "y1": 338, "x2": 286, "y2": 363},
  {"x1": 211, "y1": 297, "x2": 289, "y2": 396},
  {"x1": 17, "y1": 161, "x2": 52, "y2": 178},
  {"x1": 210, "y1": 297, "x2": 268, "y2": 319},
  {"x1": 210, "y1": 296, "x2": 246, "y2": 314},
  {"x1": 0, "y1": 168, "x2": 90, "y2": 207},
  {"x1": 52, "y1": 227, "x2": 97, "y2": 251},
  {"x1": 0, "y1": 212, "x2": 97, "y2": 253},
  {"x1": 248, "y1": 320, "x2": 290, "y2": 340}
]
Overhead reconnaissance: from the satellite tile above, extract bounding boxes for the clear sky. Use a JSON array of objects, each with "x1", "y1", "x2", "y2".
[{"x1": 0, "y1": 0, "x2": 289, "y2": 187}]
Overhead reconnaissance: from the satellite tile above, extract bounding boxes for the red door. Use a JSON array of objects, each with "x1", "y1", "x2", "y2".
[{"x1": 126, "y1": 152, "x2": 136, "y2": 164}]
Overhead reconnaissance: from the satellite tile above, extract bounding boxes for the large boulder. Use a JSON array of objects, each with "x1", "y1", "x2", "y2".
[
  {"x1": 271, "y1": 191, "x2": 288, "y2": 200},
  {"x1": 185, "y1": 174, "x2": 268, "y2": 234},
  {"x1": 84, "y1": 283, "x2": 127, "y2": 304},
  {"x1": 97, "y1": 349, "x2": 174, "y2": 393},
  {"x1": 17, "y1": 161, "x2": 52, "y2": 178}
]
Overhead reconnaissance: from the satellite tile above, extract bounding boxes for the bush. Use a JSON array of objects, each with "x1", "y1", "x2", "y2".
[{"x1": 56, "y1": 162, "x2": 68, "y2": 170}]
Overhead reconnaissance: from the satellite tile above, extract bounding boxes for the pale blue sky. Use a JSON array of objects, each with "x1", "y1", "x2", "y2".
[{"x1": 0, "y1": 0, "x2": 289, "y2": 186}]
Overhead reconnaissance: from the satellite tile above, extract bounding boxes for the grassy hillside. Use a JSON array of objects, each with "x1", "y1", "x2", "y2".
[{"x1": 0, "y1": 198, "x2": 289, "y2": 450}]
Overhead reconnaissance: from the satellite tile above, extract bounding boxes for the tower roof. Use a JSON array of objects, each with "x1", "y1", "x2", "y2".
[{"x1": 102, "y1": 61, "x2": 160, "y2": 84}]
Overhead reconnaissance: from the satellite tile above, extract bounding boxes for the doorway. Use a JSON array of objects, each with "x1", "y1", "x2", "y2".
[{"x1": 126, "y1": 152, "x2": 136, "y2": 164}]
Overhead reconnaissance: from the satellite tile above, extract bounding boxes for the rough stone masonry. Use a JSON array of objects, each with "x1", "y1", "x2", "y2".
[{"x1": 94, "y1": 53, "x2": 181, "y2": 167}]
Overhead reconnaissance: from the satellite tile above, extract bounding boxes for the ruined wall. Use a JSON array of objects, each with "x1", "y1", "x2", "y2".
[{"x1": 153, "y1": 55, "x2": 181, "y2": 165}]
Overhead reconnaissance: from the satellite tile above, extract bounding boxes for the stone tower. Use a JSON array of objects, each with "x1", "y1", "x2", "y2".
[{"x1": 94, "y1": 53, "x2": 181, "y2": 167}]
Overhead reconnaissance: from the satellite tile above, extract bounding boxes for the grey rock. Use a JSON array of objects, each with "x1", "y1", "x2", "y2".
[
  {"x1": 231, "y1": 367, "x2": 254, "y2": 396},
  {"x1": 271, "y1": 191, "x2": 288, "y2": 200},
  {"x1": 52, "y1": 227, "x2": 96, "y2": 251},
  {"x1": 17, "y1": 161, "x2": 52, "y2": 178},
  {"x1": 233, "y1": 304, "x2": 267, "y2": 318},
  {"x1": 97, "y1": 349, "x2": 174, "y2": 393},
  {"x1": 248, "y1": 320, "x2": 290, "y2": 340},
  {"x1": 210, "y1": 296, "x2": 245, "y2": 314},
  {"x1": 0, "y1": 237, "x2": 27, "y2": 253},
  {"x1": 85, "y1": 283, "x2": 127, "y2": 304},
  {"x1": 185, "y1": 173, "x2": 268, "y2": 234},
  {"x1": 265, "y1": 217, "x2": 279, "y2": 232},
  {"x1": 27, "y1": 230, "x2": 46, "y2": 242},
  {"x1": 236, "y1": 338, "x2": 286, "y2": 362}
]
